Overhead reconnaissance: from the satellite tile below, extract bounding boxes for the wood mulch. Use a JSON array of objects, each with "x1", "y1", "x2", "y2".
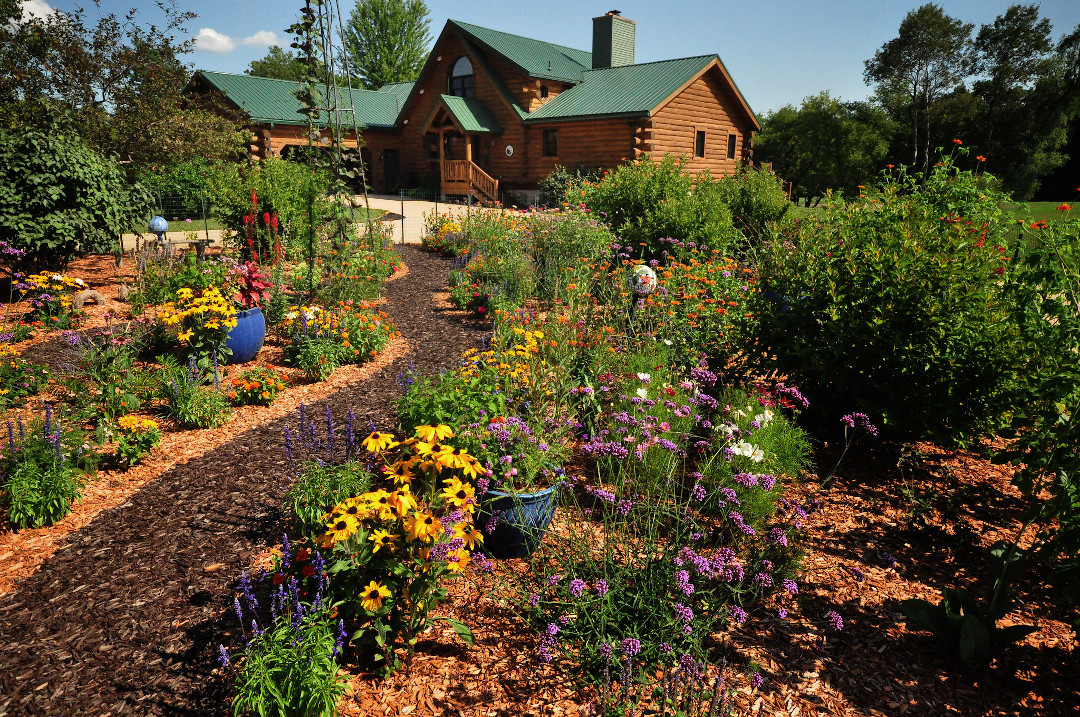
[{"x1": 0, "y1": 247, "x2": 1076, "y2": 716}]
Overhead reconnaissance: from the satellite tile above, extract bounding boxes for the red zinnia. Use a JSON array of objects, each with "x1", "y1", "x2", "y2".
[{"x1": 272, "y1": 573, "x2": 286, "y2": 585}]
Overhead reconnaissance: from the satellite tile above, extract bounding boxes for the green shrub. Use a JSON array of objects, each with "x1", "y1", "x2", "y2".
[
  {"x1": 750, "y1": 154, "x2": 1025, "y2": 441},
  {"x1": 715, "y1": 164, "x2": 795, "y2": 247},
  {"x1": 538, "y1": 164, "x2": 604, "y2": 207},
  {"x1": 0, "y1": 120, "x2": 153, "y2": 270},
  {"x1": 582, "y1": 155, "x2": 739, "y2": 258},
  {"x1": 206, "y1": 157, "x2": 331, "y2": 260},
  {"x1": 284, "y1": 462, "x2": 373, "y2": 541},
  {"x1": 1, "y1": 408, "x2": 97, "y2": 529},
  {"x1": 158, "y1": 356, "x2": 232, "y2": 429}
]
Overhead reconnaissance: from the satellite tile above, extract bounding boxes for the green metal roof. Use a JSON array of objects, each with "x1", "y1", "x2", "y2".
[
  {"x1": 195, "y1": 71, "x2": 402, "y2": 128},
  {"x1": 525, "y1": 55, "x2": 716, "y2": 123},
  {"x1": 438, "y1": 95, "x2": 502, "y2": 133},
  {"x1": 449, "y1": 20, "x2": 592, "y2": 83},
  {"x1": 379, "y1": 81, "x2": 415, "y2": 99}
]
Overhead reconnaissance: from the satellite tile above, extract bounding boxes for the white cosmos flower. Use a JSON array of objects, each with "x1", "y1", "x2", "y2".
[
  {"x1": 733, "y1": 441, "x2": 764, "y2": 462},
  {"x1": 636, "y1": 387, "x2": 648, "y2": 399},
  {"x1": 754, "y1": 409, "x2": 774, "y2": 426},
  {"x1": 637, "y1": 372, "x2": 651, "y2": 382}
]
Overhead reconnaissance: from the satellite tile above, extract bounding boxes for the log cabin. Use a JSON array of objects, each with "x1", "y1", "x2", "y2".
[{"x1": 186, "y1": 11, "x2": 760, "y2": 203}]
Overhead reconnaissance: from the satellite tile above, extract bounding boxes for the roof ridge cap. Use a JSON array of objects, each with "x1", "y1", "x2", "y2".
[
  {"x1": 448, "y1": 18, "x2": 590, "y2": 56},
  {"x1": 583, "y1": 54, "x2": 717, "y2": 74}
]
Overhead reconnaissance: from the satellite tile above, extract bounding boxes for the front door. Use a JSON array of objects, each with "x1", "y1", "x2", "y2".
[{"x1": 383, "y1": 149, "x2": 400, "y2": 192}]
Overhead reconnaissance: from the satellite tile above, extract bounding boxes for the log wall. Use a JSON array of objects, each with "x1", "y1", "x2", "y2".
[{"x1": 648, "y1": 70, "x2": 756, "y2": 176}]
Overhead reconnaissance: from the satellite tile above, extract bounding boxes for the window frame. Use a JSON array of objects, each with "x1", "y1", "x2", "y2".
[
  {"x1": 727, "y1": 133, "x2": 737, "y2": 160},
  {"x1": 448, "y1": 56, "x2": 475, "y2": 98},
  {"x1": 542, "y1": 128, "x2": 558, "y2": 157},
  {"x1": 694, "y1": 130, "x2": 706, "y2": 158}
]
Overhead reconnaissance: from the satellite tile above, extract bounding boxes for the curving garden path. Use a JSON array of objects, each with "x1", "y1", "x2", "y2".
[{"x1": 0, "y1": 246, "x2": 487, "y2": 716}]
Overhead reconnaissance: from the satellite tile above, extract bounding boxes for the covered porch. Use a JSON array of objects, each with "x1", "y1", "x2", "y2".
[{"x1": 421, "y1": 95, "x2": 502, "y2": 203}]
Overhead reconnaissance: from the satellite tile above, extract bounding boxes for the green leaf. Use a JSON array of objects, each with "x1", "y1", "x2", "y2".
[
  {"x1": 995, "y1": 623, "x2": 1038, "y2": 648},
  {"x1": 959, "y1": 615, "x2": 991, "y2": 665},
  {"x1": 435, "y1": 616, "x2": 475, "y2": 647},
  {"x1": 900, "y1": 598, "x2": 953, "y2": 638}
]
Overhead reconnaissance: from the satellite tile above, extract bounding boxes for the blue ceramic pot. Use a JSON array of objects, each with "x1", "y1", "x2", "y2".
[
  {"x1": 477, "y1": 484, "x2": 559, "y2": 559},
  {"x1": 225, "y1": 307, "x2": 266, "y2": 364}
]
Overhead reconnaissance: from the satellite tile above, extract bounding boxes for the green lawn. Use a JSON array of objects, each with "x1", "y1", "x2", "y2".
[
  {"x1": 791, "y1": 200, "x2": 1078, "y2": 225},
  {"x1": 1005, "y1": 201, "x2": 1077, "y2": 224},
  {"x1": 165, "y1": 208, "x2": 387, "y2": 233}
]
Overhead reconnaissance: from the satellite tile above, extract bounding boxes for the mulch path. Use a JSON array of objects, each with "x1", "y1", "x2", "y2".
[
  {"x1": 0, "y1": 247, "x2": 1077, "y2": 716},
  {"x1": 0, "y1": 246, "x2": 490, "y2": 715}
]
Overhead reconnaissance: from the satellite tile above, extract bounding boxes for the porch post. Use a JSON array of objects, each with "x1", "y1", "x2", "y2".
[{"x1": 465, "y1": 134, "x2": 473, "y2": 163}]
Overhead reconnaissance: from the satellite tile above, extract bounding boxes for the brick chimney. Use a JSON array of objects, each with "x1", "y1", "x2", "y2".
[{"x1": 592, "y1": 11, "x2": 635, "y2": 69}]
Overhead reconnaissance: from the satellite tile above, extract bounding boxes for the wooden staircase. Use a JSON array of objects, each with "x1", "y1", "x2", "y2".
[{"x1": 441, "y1": 160, "x2": 499, "y2": 203}]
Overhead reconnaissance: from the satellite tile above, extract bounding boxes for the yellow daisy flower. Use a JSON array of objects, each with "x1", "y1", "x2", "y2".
[
  {"x1": 453, "y1": 522, "x2": 485, "y2": 550},
  {"x1": 370, "y1": 529, "x2": 396, "y2": 553},
  {"x1": 360, "y1": 580, "x2": 391, "y2": 612},
  {"x1": 362, "y1": 431, "x2": 399, "y2": 453},
  {"x1": 405, "y1": 511, "x2": 443, "y2": 542},
  {"x1": 325, "y1": 514, "x2": 359, "y2": 544},
  {"x1": 440, "y1": 479, "x2": 476, "y2": 510},
  {"x1": 414, "y1": 424, "x2": 455, "y2": 443},
  {"x1": 445, "y1": 550, "x2": 470, "y2": 573}
]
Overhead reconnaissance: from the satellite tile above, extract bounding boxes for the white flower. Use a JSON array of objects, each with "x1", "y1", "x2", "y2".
[
  {"x1": 637, "y1": 372, "x2": 651, "y2": 382},
  {"x1": 733, "y1": 441, "x2": 764, "y2": 462},
  {"x1": 716, "y1": 422, "x2": 738, "y2": 437},
  {"x1": 754, "y1": 409, "x2": 774, "y2": 426},
  {"x1": 636, "y1": 387, "x2": 648, "y2": 399},
  {"x1": 732, "y1": 408, "x2": 746, "y2": 419},
  {"x1": 663, "y1": 339, "x2": 672, "y2": 346}
]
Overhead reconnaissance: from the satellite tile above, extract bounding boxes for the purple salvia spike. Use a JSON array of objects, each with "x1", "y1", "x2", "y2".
[
  {"x1": 325, "y1": 404, "x2": 334, "y2": 463},
  {"x1": 345, "y1": 408, "x2": 355, "y2": 461}
]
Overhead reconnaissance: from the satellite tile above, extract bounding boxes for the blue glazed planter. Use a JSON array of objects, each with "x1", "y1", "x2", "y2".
[
  {"x1": 477, "y1": 484, "x2": 559, "y2": 559},
  {"x1": 225, "y1": 307, "x2": 266, "y2": 364}
]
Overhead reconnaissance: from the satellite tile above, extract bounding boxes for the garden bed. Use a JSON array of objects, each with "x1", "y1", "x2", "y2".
[{"x1": 0, "y1": 246, "x2": 1076, "y2": 717}]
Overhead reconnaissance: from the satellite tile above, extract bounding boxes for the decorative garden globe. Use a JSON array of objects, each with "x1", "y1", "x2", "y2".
[
  {"x1": 148, "y1": 216, "x2": 168, "y2": 234},
  {"x1": 630, "y1": 265, "x2": 658, "y2": 296}
]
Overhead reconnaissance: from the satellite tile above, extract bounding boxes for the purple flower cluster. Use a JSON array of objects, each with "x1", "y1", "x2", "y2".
[
  {"x1": 825, "y1": 610, "x2": 844, "y2": 632},
  {"x1": 840, "y1": 412, "x2": 878, "y2": 436}
]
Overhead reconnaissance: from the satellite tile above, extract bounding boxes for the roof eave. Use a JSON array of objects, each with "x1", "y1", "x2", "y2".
[{"x1": 524, "y1": 111, "x2": 650, "y2": 124}]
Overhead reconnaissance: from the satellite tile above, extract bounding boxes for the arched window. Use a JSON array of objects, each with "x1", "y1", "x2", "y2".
[{"x1": 449, "y1": 56, "x2": 474, "y2": 97}]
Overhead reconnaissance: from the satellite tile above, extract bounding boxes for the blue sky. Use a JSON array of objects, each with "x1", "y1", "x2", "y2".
[{"x1": 23, "y1": 0, "x2": 1080, "y2": 115}]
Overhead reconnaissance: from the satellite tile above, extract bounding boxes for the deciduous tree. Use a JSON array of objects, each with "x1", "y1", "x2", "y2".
[
  {"x1": 344, "y1": 0, "x2": 432, "y2": 90},
  {"x1": 864, "y1": 4, "x2": 973, "y2": 175}
]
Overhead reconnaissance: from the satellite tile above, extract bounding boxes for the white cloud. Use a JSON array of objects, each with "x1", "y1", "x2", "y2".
[
  {"x1": 240, "y1": 30, "x2": 279, "y2": 48},
  {"x1": 22, "y1": 0, "x2": 54, "y2": 20},
  {"x1": 194, "y1": 27, "x2": 237, "y2": 54}
]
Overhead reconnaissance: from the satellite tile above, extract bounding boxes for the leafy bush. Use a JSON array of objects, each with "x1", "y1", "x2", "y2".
[
  {"x1": 714, "y1": 164, "x2": 795, "y2": 247},
  {"x1": 114, "y1": 416, "x2": 162, "y2": 466},
  {"x1": 228, "y1": 366, "x2": 290, "y2": 407},
  {"x1": 538, "y1": 164, "x2": 603, "y2": 207},
  {"x1": 750, "y1": 155, "x2": 1026, "y2": 441},
  {"x1": 223, "y1": 542, "x2": 347, "y2": 717},
  {"x1": 0, "y1": 344, "x2": 49, "y2": 408},
  {"x1": 995, "y1": 217, "x2": 1080, "y2": 601},
  {"x1": 206, "y1": 157, "x2": 331, "y2": 260},
  {"x1": 0, "y1": 121, "x2": 152, "y2": 269},
  {"x1": 0, "y1": 408, "x2": 96, "y2": 528},
  {"x1": 283, "y1": 303, "x2": 397, "y2": 381},
  {"x1": 158, "y1": 356, "x2": 232, "y2": 429},
  {"x1": 284, "y1": 462, "x2": 373, "y2": 541},
  {"x1": 582, "y1": 155, "x2": 739, "y2": 258}
]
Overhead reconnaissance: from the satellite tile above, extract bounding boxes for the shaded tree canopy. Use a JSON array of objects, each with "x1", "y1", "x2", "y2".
[
  {"x1": 247, "y1": 46, "x2": 309, "y2": 81},
  {"x1": 756, "y1": 92, "x2": 893, "y2": 205},
  {"x1": 864, "y1": 3, "x2": 973, "y2": 176},
  {"x1": 0, "y1": 0, "x2": 248, "y2": 175},
  {"x1": 344, "y1": 0, "x2": 432, "y2": 90}
]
